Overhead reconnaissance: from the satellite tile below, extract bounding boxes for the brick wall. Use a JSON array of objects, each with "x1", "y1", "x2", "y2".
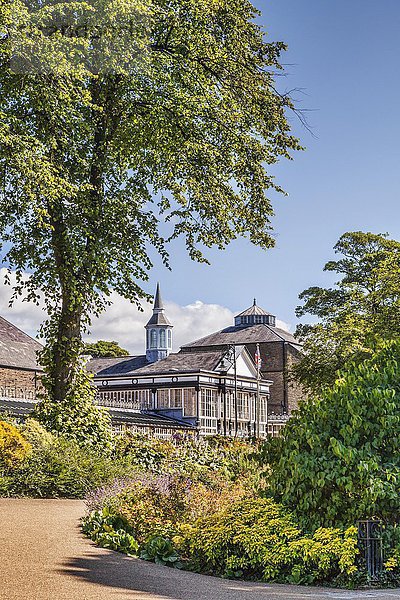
[
  {"x1": 246, "y1": 341, "x2": 304, "y2": 414},
  {"x1": 0, "y1": 366, "x2": 39, "y2": 400}
]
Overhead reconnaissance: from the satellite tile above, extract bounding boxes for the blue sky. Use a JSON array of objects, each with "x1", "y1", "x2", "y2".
[
  {"x1": 3, "y1": 1, "x2": 400, "y2": 348},
  {"x1": 150, "y1": 0, "x2": 400, "y2": 329}
]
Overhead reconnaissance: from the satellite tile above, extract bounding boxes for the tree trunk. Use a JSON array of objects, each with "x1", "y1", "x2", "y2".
[{"x1": 49, "y1": 289, "x2": 84, "y2": 403}]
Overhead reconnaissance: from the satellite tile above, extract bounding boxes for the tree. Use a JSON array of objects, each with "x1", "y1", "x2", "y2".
[
  {"x1": 264, "y1": 341, "x2": 400, "y2": 530},
  {"x1": 0, "y1": 0, "x2": 301, "y2": 418},
  {"x1": 294, "y1": 232, "x2": 400, "y2": 393},
  {"x1": 84, "y1": 340, "x2": 130, "y2": 358}
]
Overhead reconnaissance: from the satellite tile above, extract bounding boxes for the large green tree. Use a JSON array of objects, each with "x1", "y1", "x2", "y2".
[
  {"x1": 294, "y1": 231, "x2": 400, "y2": 393},
  {"x1": 264, "y1": 340, "x2": 400, "y2": 530},
  {"x1": 0, "y1": 0, "x2": 300, "y2": 417}
]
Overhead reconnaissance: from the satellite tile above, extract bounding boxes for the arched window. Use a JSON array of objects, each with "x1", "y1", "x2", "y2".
[
  {"x1": 167, "y1": 329, "x2": 172, "y2": 348},
  {"x1": 160, "y1": 329, "x2": 166, "y2": 347},
  {"x1": 150, "y1": 329, "x2": 157, "y2": 348}
]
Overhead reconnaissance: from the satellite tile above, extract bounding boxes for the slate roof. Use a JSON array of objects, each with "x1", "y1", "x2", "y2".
[
  {"x1": 182, "y1": 323, "x2": 301, "y2": 350},
  {"x1": 0, "y1": 316, "x2": 42, "y2": 370},
  {"x1": 0, "y1": 397, "x2": 195, "y2": 429},
  {"x1": 131, "y1": 350, "x2": 225, "y2": 375},
  {"x1": 111, "y1": 409, "x2": 195, "y2": 429},
  {"x1": 87, "y1": 355, "x2": 148, "y2": 376}
]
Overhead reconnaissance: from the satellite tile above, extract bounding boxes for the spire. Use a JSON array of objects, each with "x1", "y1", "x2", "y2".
[
  {"x1": 253, "y1": 298, "x2": 256, "y2": 306},
  {"x1": 145, "y1": 283, "x2": 173, "y2": 363},
  {"x1": 154, "y1": 282, "x2": 163, "y2": 310}
]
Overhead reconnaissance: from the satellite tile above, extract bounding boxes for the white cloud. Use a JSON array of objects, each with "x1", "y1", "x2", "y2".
[
  {"x1": 85, "y1": 295, "x2": 235, "y2": 354},
  {"x1": 0, "y1": 268, "x2": 291, "y2": 354}
]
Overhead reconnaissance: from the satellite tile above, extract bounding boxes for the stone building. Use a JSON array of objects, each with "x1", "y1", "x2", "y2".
[
  {"x1": 0, "y1": 316, "x2": 43, "y2": 417},
  {"x1": 89, "y1": 287, "x2": 273, "y2": 437},
  {"x1": 181, "y1": 300, "x2": 303, "y2": 415}
]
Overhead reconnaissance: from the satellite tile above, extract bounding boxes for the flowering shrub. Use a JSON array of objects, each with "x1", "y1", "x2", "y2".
[
  {"x1": 0, "y1": 420, "x2": 31, "y2": 469},
  {"x1": 83, "y1": 476, "x2": 362, "y2": 586}
]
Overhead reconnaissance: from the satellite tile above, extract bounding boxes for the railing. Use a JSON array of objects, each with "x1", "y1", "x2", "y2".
[{"x1": 357, "y1": 520, "x2": 383, "y2": 578}]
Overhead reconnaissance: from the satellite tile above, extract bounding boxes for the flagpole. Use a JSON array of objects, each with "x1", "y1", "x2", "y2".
[{"x1": 256, "y1": 343, "x2": 260, "y2": 438}]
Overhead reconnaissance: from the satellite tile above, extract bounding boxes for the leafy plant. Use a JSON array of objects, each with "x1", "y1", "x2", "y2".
[
  {"x1": 294, "y1": 231, "x2": 400, "y2": 393},
  {"x1": 82, "y1": 507, "x2": 139, "y2": 555},
  {"x1": 0, "y1": 420, "x2": 31, "y2": 469},
  {"x1": 263, "y1": 340, "x2": 400, "y2": 530},
  {"x1": 140, "y1": 535, "x2": 182, "y2": 568}
]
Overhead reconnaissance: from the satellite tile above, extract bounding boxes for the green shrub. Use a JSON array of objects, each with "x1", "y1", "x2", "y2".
[
  {"x1": 2, "y1": 436, "x2": 138, "y2": 498},
  {"x1": 20, "y1": 419, "x2": 54, "y2": 451},
  {"x1": 0, "y1": 420, "x2": 31, "y2": 469},
  {"x1": 176, "y1": 496, "x2": 359, "y2": 584},
  {"x1": 106, "y1": 475, "x2": 190, "y2": 544},
  {"x1": 114, "y1": 432, "x2": 174, "y2": 471},
  {"x1": 262, "y1": 341, "x2": 400, "y2": 530},
  {"x1": 82, "y1": 507, "x2": 139, "y2": 555},
  {"x1": 84, "y1": 476, "x2": 363, "y2": 586},
  {"x1": 140, "y1": 535, "x2": 182, "y2": 568}
]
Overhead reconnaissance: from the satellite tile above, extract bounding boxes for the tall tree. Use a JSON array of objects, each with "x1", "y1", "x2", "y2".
[
  {"x1": 294, "y1": 231, "x2": 400, "y2": 393},
  {"x1": 0, "y1": 0, "x2": 301, "y2": 413}
]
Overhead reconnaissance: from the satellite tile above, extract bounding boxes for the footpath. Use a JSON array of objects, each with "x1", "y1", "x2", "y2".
[{"x1": 1, "y1": 499, "x2": 400, "y2": 600}]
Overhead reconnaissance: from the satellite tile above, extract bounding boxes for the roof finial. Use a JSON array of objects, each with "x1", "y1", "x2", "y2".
[{"x1": 253, "y1": 298, "x2": 256, "y2": 306}]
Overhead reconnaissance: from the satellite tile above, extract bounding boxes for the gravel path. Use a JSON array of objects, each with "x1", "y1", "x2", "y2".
[{"x1": 1, "y1": 498, "x2": 400, "y2": 600}]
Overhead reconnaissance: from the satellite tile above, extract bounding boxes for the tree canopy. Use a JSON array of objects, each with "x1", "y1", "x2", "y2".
[
  {"x1": 294, "y1": 231, "x2": 400, "y2": 393},
  {"x1": 0, "y1": 0, "x2": 301, "y2": 415},
  {"x1": 84, "y1": 340, "x2": 130, "y2": 358},
  {"x1": 265, "y1": 340, "x2": 400, "y2": 530}
]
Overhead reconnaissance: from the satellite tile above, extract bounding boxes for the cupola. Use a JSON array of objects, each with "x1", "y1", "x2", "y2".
[
  {"x1": 145, "y1": 284, "x2": 173, "y2": 363},
  {"x1": 234, "y1": 299, "x2": 276, "y2": 327}
]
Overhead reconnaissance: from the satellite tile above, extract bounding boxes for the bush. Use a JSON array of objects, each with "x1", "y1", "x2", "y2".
[
  {"x1": 176, "y1": 495, "x2": 359, "y2": 584},
  {"x1": 114, "y1": 432, "x2": 174, "y2": 471},
  {"x1": 1, "y1": 435, "x2": 139, "y2": 498},
  {"x1": 262, "y1": 341, "x2": 400, "y2": 530},
  {"x1": 0, "y1": 420, "x2": 31, "y2": 469},
  {"x1": 83, "y1": 477, "x2": 362, "y2": 586},
  {"x1": 82, "y1": 506, "x2": 139, "y2": 555},
  {"x1": 106, "y1": 474, "x2": 190, "y2": 544},
  {"x1": 20, "y1": 419, "x2": 54, "y2": 451}
]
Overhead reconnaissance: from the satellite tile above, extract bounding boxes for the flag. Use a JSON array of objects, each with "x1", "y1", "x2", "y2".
[{"x1": 255, "y1": 346, "x2": 262, "y2": 370}]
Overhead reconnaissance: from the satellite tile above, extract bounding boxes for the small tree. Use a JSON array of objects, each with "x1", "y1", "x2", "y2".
[
  {"x1": 265, "y1": 341, "x2": 400, "y2": 530},
  {"x1": 84, "y1": 340, "x2": 130, "y2": 358},
  {"x1": 294, "y1": 231, "x2": 400, "y2": 393}
]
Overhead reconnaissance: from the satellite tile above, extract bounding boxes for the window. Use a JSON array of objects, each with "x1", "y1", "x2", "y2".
[
  {"x1": 156, "y1": 388, "x2": 183, "y2": 409},
  {"x1": 160, "y1": 329, "x2": 166, "y2": 347},
  {"x1": 200, "y1": 388, "x2": 217, "y2": 418},
  {"x1": 167, "y1": 329, "x2": 172, "y2": 348},
  {"x1": 183, "y1": 388, "x2": 196, "y2": 416},
  {"x1": 157, "y1": 389, "x2": 169, "y2": 408},
  {"x1": 150, "y1": 329, "x2": 157, "y2": 348}
]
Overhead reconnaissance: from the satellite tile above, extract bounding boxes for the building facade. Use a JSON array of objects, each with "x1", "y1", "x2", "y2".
[
  {"x1": 182, "y1": 299, "x2": 303, "y2": 415},
  {"x1": 89, "y1": 289, "x2": 274, "y2": 437},
  {"x1": 0, "y1": 287, "x2": 300, "y2": 438}
]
